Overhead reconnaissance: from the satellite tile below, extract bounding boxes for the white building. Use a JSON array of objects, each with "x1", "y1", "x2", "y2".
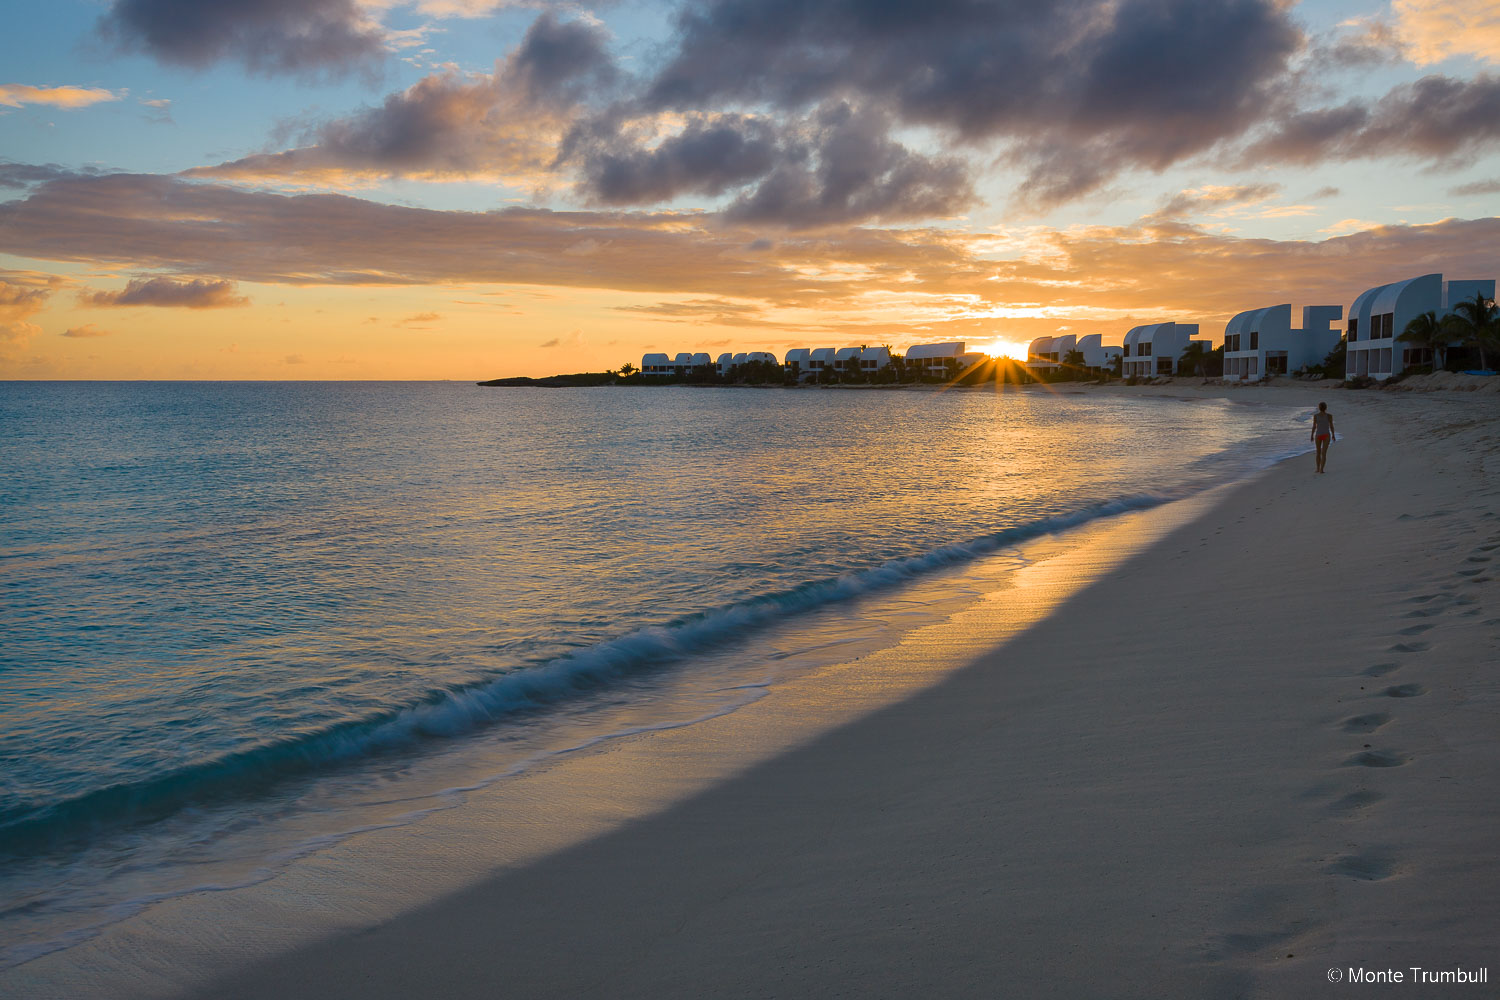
[
  {"x1": 859, "y1": 346, "x2": 891, "y2": 372},
  {"x1": 1120, "y1": 323, "x2": 1203, "y2": 378},
  {"x1": 832, "y1": 347, "x2": 863, "y2": 374},
  {"x1": 1221, "y1": 305, "x2": 1341, "y2": 381},
  {"x1": 783, "y1": 348, "x2": 812, "y2": 380},
  {"x1": 1346, "y1": 273, "x2": 1497, "y2": 380},
  {"x1": 807, "y1": 347, "x2": 836, "y2": 379},
  {"x1": 1026, "y1": 333, "x2": 1120, "y2": 373},
  {"x1": 641, "y1": 352, "x2": 673, "y2": 375},
  {"x1": 905, "y1": 341, "x2": 973, "y2": 377},
  {"x1": 745, "y1": 351, "x2": 779, "y2": 367}
]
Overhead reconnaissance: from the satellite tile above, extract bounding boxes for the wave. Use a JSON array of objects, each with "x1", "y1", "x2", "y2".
[{"x1": 0, "y1": 486, "x2": 1198, "y2": 858}]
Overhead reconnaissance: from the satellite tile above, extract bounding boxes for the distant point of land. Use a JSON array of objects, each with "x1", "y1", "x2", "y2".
[{"x1": 477, "y1": 372, "x2": 621, "y2": 387}]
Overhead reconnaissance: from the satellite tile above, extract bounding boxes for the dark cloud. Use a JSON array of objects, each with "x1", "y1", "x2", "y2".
[
  {"x1": 565, "y1": 103, "x2": 973, "y2": 227},
  {"x1": 1308, "y1": 186, "x2": 1340, "y2": 200},
  {"x1": 191, "y1": 13, "x2": 616, "y2": 184},
  {"x1": 84, "y1": 277, "x2": 249, "y2": 309},
  {"x1": 565, "y1": 114, "x2": 783, "y2": 204},
  {"x1": 644, "y1": 0, "x2": 1302, "y2": 205},
  {"x1": 1451, "y1": 178, "x2": 1500, "y2": 196},
  {"x1": 0, "y1": 162, "x2": 104, "y2": 189},
  {"x1": 1240, "y1": 75, "x2": 1500, "y2": 168},
  {"x1": 99, "y1": 0, "x2": 386, "y2": 78}
]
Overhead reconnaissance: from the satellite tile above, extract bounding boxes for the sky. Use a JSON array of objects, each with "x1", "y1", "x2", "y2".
[{"x1": 1, "y1": 0, "x2": 1498, "y2": 379}]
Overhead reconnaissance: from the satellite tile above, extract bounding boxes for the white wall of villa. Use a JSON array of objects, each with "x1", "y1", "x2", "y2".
[
  {"x1": 1345, "y1": 273, "x2": 1497, "y2": 380},
  {"x1": 858, "y1": 346, "x2": 891, "y2": 372},
  {"x1": 1121, "y1": 323, "x2": 1202, "y2": 377},
  {"x1": 1027, "y1": 333, "x2": 1119, "y2": 371},
  {"x1": 783, "y1": 348, "x2": 811, "y2": 380},
  {"x1": 905, "y1": 341, "x2": 973, "y2": 376},
  {"x1": 1222, "y1": 304, "x2": 1342, "y2": 381}
]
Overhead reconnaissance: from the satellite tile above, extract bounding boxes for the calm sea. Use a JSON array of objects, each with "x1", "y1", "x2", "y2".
[{"x1": 0, "y1": 381, "x2": 1310, "y2": 969}]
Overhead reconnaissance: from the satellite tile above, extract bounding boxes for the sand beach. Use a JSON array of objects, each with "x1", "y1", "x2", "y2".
[{"x1": 163, "y1": 383, "x2": 1498, "y2": 999}]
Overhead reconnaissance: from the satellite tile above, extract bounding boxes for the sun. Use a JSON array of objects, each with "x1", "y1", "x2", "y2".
[{"x1": 971, "y1": 337, "x2": 1032, "y2": 361}]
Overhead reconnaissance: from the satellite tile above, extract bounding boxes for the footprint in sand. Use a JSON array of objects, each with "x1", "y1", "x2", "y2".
[
  {"x1": 1362, "y1": 663, "x2": 1400, "y2": 677},
  {"x1": 1404, "y1": 594, "x2": 1446, "y2": 604},
  {"x1": 1341, "y1": 712, "x2": 1392, "y2": 733},
  {"x1": 1345, "y1": 749, "x2": 1409, "y2": 768},
  {"x1": 1329, "y1": 789, "x2": 1385, "y2": 814},
  {"x1": 1404, "y1": 608, "x2": 1444, "y2": 618},
  {"x1": 1397, "y1": 623, "x2": 1435, "y2": 635},
  {"x1": 1326, "y1": 854, "x2": 1397, "y2": 881},
  {"x1": 1457, "y1": 568, "x2": 1486, "y2": 577},
  {"x1": 1467, "y1": 555, "x2": 1492, "y2": 563},
  {"x1": 1383, "y1": 683, "x2": 1425, "y2": 698},
  {"x1": 1388, "y1": 641, "x2": 1431, "y2": 653}
]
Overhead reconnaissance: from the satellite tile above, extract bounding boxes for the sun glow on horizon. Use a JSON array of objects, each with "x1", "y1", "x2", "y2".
[{"x1": 971, "y1": 338, "x2": 1032, "y2": 361}]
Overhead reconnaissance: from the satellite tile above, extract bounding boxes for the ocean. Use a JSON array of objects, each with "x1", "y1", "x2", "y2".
[{"x1": 0, "y1": 381, "x2": 1313, "y2": 974}]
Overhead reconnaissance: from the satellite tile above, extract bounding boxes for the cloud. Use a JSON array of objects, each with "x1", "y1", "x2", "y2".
[
  {"x1": 62, "y1": 324, "x2": 112, "y2": 338},
  {"x1": 1149, "y1": 183, "x2": 1282, "y2": 220},
  {"x1": 1240, "y1": 74, "x2": 1500, "y2": 168},
  {"x1": 0, "y1": 282, "x2": 50, "y2": 347},
  {"x1": 283, "y1": 353, "x2": 305, "y2": 364},
  {"x1": 643, "y1": 0, "x2": 1303, "y2": 207},
  {"x1": 98, "y1": 0, "x2": 387, "y2": 78},
  {"x1": 1451, "y1": 178, "x2": 1500, "y2": 195},
  {"x1": 0, "y1": 85, "x2": 122, "y2": 109},
  {"x1": 397, "y1": 311, "x2": 441, "y2": 326},
  {"x1": 3, "y1": 167, "x2": 1498, "y2": 346},
  {"x1": 190, "y1": 12, "x2": 616, "y2": 185},
  {"x1": 1393, "y1": 0, "x2": 1500, "y2": 66},
  {"x1": 565, "y1": 102, "x2": 973, "y2": 227},
  {"x1": 84, "y1": 277, "x2": 249, "y2": 309},
  {"x1": 1309, "y1": 186, "x2": 1340, "y2": 199}
]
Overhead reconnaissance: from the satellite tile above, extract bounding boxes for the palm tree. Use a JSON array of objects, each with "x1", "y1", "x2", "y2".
[
  {"x1": 1178, "y1": 341, "x2": 1211, "y2": 377},
  {"x1": 1397, "y1": 310, "x2": 1447, "y2": 371},
  {"x1": 1443, "y1": 291, "x2": 1499, "y2": 371}
]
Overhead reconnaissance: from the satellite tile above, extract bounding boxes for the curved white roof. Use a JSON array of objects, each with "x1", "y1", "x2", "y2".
[
  {"x1": 1028, "y1": 336, "x2": 1054, "y2": 355},
  {"x1": 834, "y1": 347, "x2": 862, "y2": 361},
  {"x1": 784, "y1": 348, "x2": 811, "y2": 362},
  {"x1": 1225, "y1": 304, "x2": 1289, "y2": 337},
  {"x1": 641, "y1": 353, "x2": 670, "y2": 364},
  {"x1": 860, "y1": 346, "x2": 891, "y2": 360},
  {"x1": 745, "y1": 351, "x2": 778, "y2": 364},
  {"x1": 905, "y1": 341, "x2": 965, "y2": 359},
  {"x1": 809, "y1": 347, "x2": 837, "y2": 361}
]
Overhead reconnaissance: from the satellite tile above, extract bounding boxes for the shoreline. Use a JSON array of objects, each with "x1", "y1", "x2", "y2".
[
  {"x1": 197, "y1": 386, "x2": 1497, "y2": 999},
  {"x1": 6, "y1": 385, "x2": 1496, "y2": 998}
]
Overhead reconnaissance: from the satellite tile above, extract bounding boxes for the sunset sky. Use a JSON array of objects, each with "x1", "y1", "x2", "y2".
[{"x1": 2, "y1": 0, "x2": 1498, "y2": 379}]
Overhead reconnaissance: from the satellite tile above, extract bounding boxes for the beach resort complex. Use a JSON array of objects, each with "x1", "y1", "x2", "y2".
[{"x1": 641, "y1": 270, "x2": 1495, "y2": 385}]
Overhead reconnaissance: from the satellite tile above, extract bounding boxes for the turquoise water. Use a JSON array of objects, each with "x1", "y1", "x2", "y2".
[{"x1": 0, "y1": 382, "x2": 1308, "y2": 967}]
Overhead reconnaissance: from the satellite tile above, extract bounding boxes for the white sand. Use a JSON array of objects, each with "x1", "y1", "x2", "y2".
[{"x1": 171, "y1": 384, "x2": 1500, "y2": 999}]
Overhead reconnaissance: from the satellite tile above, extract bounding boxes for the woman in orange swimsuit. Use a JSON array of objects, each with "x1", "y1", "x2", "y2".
[{"x1": 1311, "y1": 402, "x2": 1335, "y2": 473}]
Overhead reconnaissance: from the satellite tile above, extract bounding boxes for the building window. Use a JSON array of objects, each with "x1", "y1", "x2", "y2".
[
  {"x1": 1249, "y1": 331, "x2": 1258, "y2": 350},
  {"x1": 1348, "y1": 318, "x2": 1358, "y2": 341}
]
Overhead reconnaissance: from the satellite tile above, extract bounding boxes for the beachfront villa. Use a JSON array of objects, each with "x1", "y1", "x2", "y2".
[
  {"x1": 1345, "y1": 273, "x2": 1498, "y2": 380},
  {"x1": 1026, "y1": 334, "x2": 1121, "y2": 373},
  {"x1": 783, "y1": 348, "x2": 811, "y2": 380},
  {"x1": 906, "y1": 341, "x2": 981, "y2": 377},
  {"x1": 1120, "y1": 323, "x2": 1204, "y2": 378},
  {"x1": 833, "y1": 347, "x2": 863, "y2": 374},
  {"x1": 1222, "y1": 305, "x2": 1342, "y2": 381},
  {"x1": 858, "y1": 346, "x2": 892, "y2": 372}
]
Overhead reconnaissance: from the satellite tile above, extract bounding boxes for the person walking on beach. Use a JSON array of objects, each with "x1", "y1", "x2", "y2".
[{"x1": 1311, "y1": 402, "x2": 1335, "y2": 473}]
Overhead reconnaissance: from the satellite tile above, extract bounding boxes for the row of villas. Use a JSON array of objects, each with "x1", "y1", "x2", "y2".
[
  {"x1": 1025, "y1": 270, "x2": 1495, "y2": 382},
  {"x1": 640, "y1": 342, "x2": 986, "y2": 381}
]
